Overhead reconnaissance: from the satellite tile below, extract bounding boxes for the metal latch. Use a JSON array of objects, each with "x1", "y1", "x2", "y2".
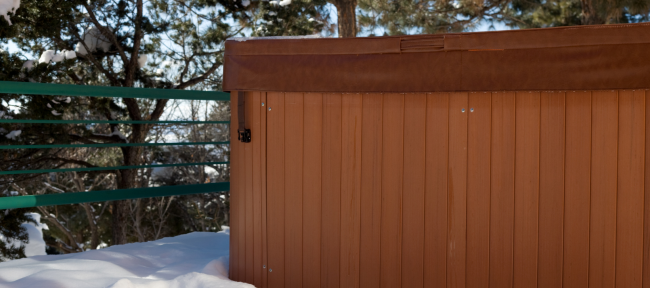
[{"x1": 238, "y1": 129, "x2": 251, "y2": 143}]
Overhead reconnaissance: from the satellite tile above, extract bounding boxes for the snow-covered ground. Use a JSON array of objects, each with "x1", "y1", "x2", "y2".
[{"x1": 0, "y1": 228, "x2": 253, "y2": 288}]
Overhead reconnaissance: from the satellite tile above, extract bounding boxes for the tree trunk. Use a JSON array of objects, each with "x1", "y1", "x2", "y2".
[
  {"x1": 580, "y1": 0, "x2": 603, "y2": 25},
  {"x1": 333, "y1": 0, "x2": 357, "y2": 37},
  {"x1": 113, "y1": 125, "x2": 146, "y2": 245}
]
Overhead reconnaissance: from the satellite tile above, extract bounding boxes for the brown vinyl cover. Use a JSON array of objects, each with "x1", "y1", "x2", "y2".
[{"x1": 223, "y1": 23, "x2": 650, "y2": 93}]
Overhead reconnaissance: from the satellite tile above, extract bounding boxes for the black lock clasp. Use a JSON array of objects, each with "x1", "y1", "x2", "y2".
[{"x1": 238, "y1": 129, "x2": 251, "y2": 143}]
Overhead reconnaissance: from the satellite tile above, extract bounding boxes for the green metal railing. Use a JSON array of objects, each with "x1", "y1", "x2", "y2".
[{"x1": 0, "y1": 81, "x2": 231, "y2": 210}]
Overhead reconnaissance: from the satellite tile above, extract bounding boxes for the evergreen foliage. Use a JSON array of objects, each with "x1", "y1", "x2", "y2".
[{"x1": 0, "y1": 208, "x2": 35, "y2": 261}]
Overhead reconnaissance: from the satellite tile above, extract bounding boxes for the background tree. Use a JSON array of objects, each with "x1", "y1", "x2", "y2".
[
  {"x1": 0, "y1": 207, "x2": 35, "y2": 261},
  {"x1": 357, "y1": 0, "x2": 511, "y2": 35},
  {"x1": 0, "y1": 0, "x2": 246, "y2": 246},
  {"x1": 504, "y1": 0, "x2": 650, "y2": 28}
]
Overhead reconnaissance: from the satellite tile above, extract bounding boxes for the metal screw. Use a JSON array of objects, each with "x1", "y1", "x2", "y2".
[
  {"x1": 470, "y1": 108, "x2": 474, "y2": 112},
  {"x1": 269, "y1": 269, "x2": 273, "y2": 272},
  {"x1": 263, "y1": 265, "x2": 266, "y2": 268},
  {"x1": 268, "y1": 107, "x2": 271, "y2": 111},
  {"x1": 461, "y1": 108, "x2": 465, "y2": 113},
  {"x1": 262, "y1": 102, "x2": 265, "y2": 106}
]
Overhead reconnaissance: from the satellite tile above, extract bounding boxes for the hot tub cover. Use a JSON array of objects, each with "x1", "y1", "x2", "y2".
[{"x1": 223, "y1": 23, "x2": 650, "y2": 93}]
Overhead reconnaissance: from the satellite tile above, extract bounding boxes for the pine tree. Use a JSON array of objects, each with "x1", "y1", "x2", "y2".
[
  {"x1": 357, "y1": 0, "x2": 511, "y2": 35},
  {"x1": 504, "y1": 0, "x2": 650, "y2": 28},
  {"x1": 0, "y1": 208, "x2": 35, "y2": 261},
  {"x1": 0, "y1": 0, "x2": 253, "y2": 246}
]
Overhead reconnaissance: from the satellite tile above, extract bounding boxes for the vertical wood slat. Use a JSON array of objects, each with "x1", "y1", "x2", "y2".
[
  {"x1": 402, "y1": 93, "x2": 427, "y2": 288},
  {"x1": 424, "y1": 93, "x2": 449, "y2": 288},
  {"x1": 467, "y1": 92, "x2": 491, "y2": 288},
  {"x1": 489, "y1": 92, "x2": 515, "y2": 288},
  {"x1": 616, "y1": 90, "x2": 645, "y2": 288},
  {"x1": 252, "y1": 92, "x2": 264, "y2": 288},
  {"x1": 380, "y1": 93, "x2": 404, "y2": 288},
  {"x1": 285, "y1": 93, "x2": 304, "y2": 288},
  {"x1": 644, "y1": 89, "x2": 650, "y2": 288},
  {"x1": 303, "y1": 93, "x2": 323, "y2": 288},
  {"x1": 322, "y1": 93, "x2": 342, "y2": 288},
  {"x1": 261, "y1": 92, "x2": 269, "y2": 288},
  {"x1": 589, "y1": 91, "x2": 617, "y2": 288},
  {"x1": 538, "y1": 92, "x2": 566, "y2": 288},
  {"x1": 513, "y1": 92, "x2": 540, "y2": 288},
  {"x1": 360, "y1": 93, "x2": 383, "y2": 288},
  {"x1": 340, "y1": 94, "x2": 363, "y2": 288},
  {"x1": 245, "y1": 92, "x2": 255, "y2": 284},
  {"x1": 447, "y1": 92, "x2": 468, "y2": 288},
  {"x1": 239, "y1": 92, "x2": 249, "y2": 282},
  {"x1": 230, "y1": 91, "x2": 239, "y2": 281},
  {"x1": 563, "y1": 91, "x2": 591, "y2": 288},
  {"x1": 267, "y1": 92, "x2": 286, "y2": 288}
]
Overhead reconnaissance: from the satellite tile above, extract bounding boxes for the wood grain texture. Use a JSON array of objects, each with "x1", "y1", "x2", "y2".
[
  {"x1": 616, "y1": 90, "x2": 645, "y2": 288},
  {"x1": 402, "y1": 93, "x2": 426, "y2": 288},
  {"x1": 513, "y1": 92, "x2": 540, "y2": 288},
  {"x1": 340, "y1": 93, "x2": 362, "y2": 288},
  {"x1": 447, "y1": 92, "x2": 468, "y2": 288},
  {"x1": 267, "y1": 92, "x2": 285, "y2": 288},
  {"x1": 489, "y1": 92, "x2": 515, "y2": 288},
  {"x1": 563, "y1": 91, "x2": 591, "y2": 288},
  {"x1": 360, "y1": 93, "x2": 383, "y2": 288},
  {"x1": 230, "y1": 91, "x2": 239, "y2": 281},
  {"x1": 645, "y1": 89, "x2": 650, "y2": 288},
  {"x1": 466, "y1": 92, "x2": 491, "y2": 288},
  {"x1": 321, "y1": 93, "x2": 342, "y2": 288},
  {"x1": 588, "y1": 90, "x2": 617, "y2": 288},
  {"x1": 261, "y1": 92, "x2": 269, "y2": 288},
  {"x1": 424, "y1": 93, "x2": 449, "y2": 288},
  {"x1": 538, "y1": 91, "x2": 565, "y2": 288},
  {"x1": 252, "y1": 92, "x2": 264, "y2": 288},
  {"x1": 380, "y1": 93, "x2": 404, "y2": 288},
  {"x1": 303, "y1": 93, "x2": 323, "y2": 288},
  {"x1": 245, "y1": 92, "x2": 255, "y2": 284},
  {"x1": 285, "y1": 92, "x2": 304, "y2": 288}
]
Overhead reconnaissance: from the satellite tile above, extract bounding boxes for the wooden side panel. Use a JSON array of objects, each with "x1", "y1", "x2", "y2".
[
  {"x1": 538, "y1": 91, "x2": 565, "y2": 288},
  {"x1": 424, "y1": 93, "x2": 449, "y2": 288},
  {"x1": 360, "y1": 93, "x2": 383, "y2": 288},
  {"x1": 513, "y1": 92, "x2": 540, "y2": 288},
  {"x1": 616, "y1": 90, "x2": 645, "y2": 288},
  {"x1": 380, "y1": 93, "x2": 404, "y2": 288},
  {"x1": 402, "y1": 93, "x2": 427, "y2": 288},
  {"x1": 261, "y1": 92, "x2": 269, "y2": 288},
  {"x1": 588, "y1": 90, "x2": 617, "y2": 288},
  {"x1": 303, "y1": 93, "x2": 323, "y2": 288},
  {"x1": 285, "y1": 93, "x2": 304, "y2": 288},
  {"x1": 267, "y1": 92, "x2": 285, "y2": 288},
  {"x1": 447, "y1": 92, "x2": 468, "y2": 288},
  {"x1": 563, "y1": 91, "x2": 591, "y2": 288},
  {"x1": 467, "y1": 92, "x2": 491, "y2": 288},
  {"x1": 321, "y1": 93, "x2": 342, "y2": 288},
  {"x1": 645, "y1": 90, "x2": 650, "y2": 288},
  {"x1": 340, "y1": 93, "x2": 362, "y2": 288},
  {"x1": 245, "y1": 92, "x2": 255, "y2": 284},
  {"x1": 252, "y1": 92, "x2": 264, "y2": 288},
  {"x1": 230, "y1": 92, "x2": 239, "y2": 281},
  {"x1": 489, "y1": 92, "x2": 515, "y2": 288}
]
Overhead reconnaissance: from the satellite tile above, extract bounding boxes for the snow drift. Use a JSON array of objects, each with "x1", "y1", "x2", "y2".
[{"x1": 0, "y1": 228, "x2": 252, "y2": 288}]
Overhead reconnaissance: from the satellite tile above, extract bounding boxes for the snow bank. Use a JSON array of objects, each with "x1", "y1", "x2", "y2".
[
  {"x1": 20, "y1": 213, "x2": 47, "y2": 257},
  {"x1": 0, "y1": 213, "x2": 47, "y2": 260},
  {"x1": 0, "y1": 228, "x2": 251, "y2": 288},
  {"x1": 0, "y1": 0, "x2": 20, "y2": 25}
]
